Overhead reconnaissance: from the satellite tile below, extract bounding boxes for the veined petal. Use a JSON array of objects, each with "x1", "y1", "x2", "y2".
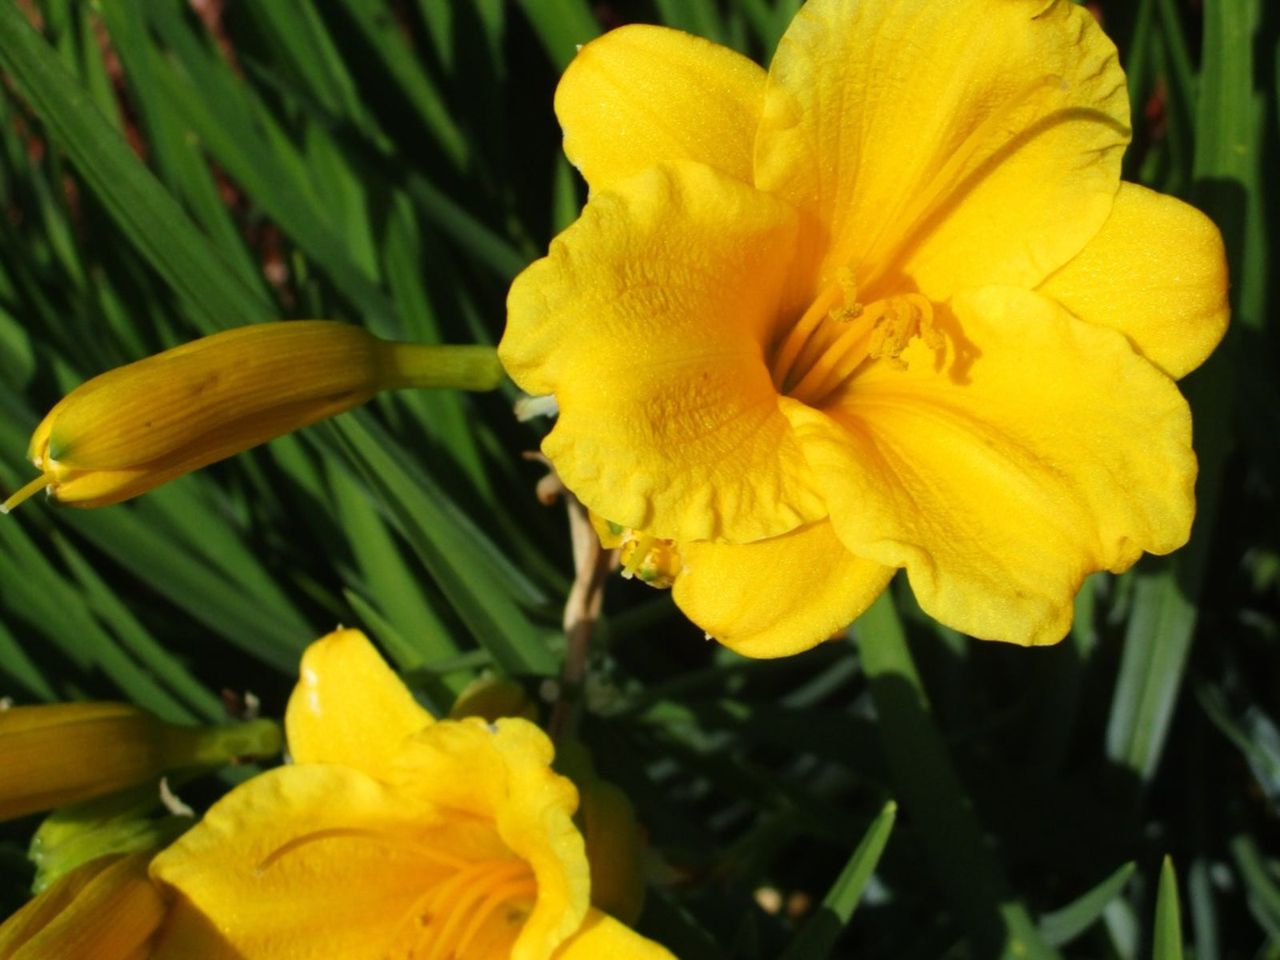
[
  {"x1": 285, "y1": 628, "x2": 431, "y2": 776},
  {"x1": 1039, "y1": 182, "x2": 1229, "y2": 379},
  {"x1": 502, "y1": 161, "x2": 825, "y2": 543},
  {"x1": 792, "y1": 287, "x2": 1195, "y2": 646},
  {"x1": 557, "y1": 25, "x2": 765, "y2": 190},
  {"x1": 150, "y1": 765, "x2": 454, "y2": 960},
  {"x1": 390, "y1": 718, "x2": 589, "y2": 960},
  {"x1": 673, "y1": 518, "x2": 894, "y2": 658},
  {"x1": 553, "y1": 909, "x2": 676, "y2": 960},
  {"x1": 756, "y1": 0, "x2": 1129, "y2": 301}
]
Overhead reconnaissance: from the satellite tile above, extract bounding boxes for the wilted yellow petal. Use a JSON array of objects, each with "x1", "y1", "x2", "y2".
[
  {"x1": 557, "y1": 24, "x2": 765, "y2": 190},
  {"x1": 755, "y1": 0, "x2": 1129, "y2": 301},
  {"x1": 791, "y1": 288, "x2": 1195, "y2": 645},
  {"x1": 1039, "y1": 182, "x2": 1229, "y2": 378},
  {"x1": 502, "y1": 161, "x2": 825, "y2": 544},
  {"x1": 674, "y1": 519, "x2": 894, "y2": 658},
  {"x1": 285, "y1": 628, "x2": 432, "y2": 775}
]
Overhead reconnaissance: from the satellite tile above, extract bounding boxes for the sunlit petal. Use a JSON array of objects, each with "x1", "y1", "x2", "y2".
[
  {"x1": 756, "y1": 0, "x2": 1129, "y2": 301},
  {"x1": 793, "y1": 287, "x2": 1195, "y2": 645},
  {"x1": 285, "y1": 628, "x2": 431, "y2": 776},
  {"x1": 674, "y1": 518, "x2": 894, "y2": 658},
  {"x1": 502, "y1": 161, "x2": 825, "y2": 543},
  {"x1": 150, "y1": 765, "x2": 448, "y2": 959},
  {"x1": 1039, "y1": 181, "x2": 1229, "y2": 378},
  {"x1": 557, "y1": 24, "x2": 765, "y2": 190}
]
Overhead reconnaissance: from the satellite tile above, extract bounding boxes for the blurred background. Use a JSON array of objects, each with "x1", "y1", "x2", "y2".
[{"x1": 0, "y1": 1, "x2": 1275, "y2": 957}]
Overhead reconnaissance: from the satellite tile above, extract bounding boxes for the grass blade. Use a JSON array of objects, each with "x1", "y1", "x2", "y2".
[
  {"x1": 1040, "y1": 862, "x2": 1136, "y2": 947},
  {"x1": 779, "y1": 800, "x2": 896, "y2": 960},
  {"x1": 0, "y1": 3, "x2": 273, "y2": 330},
  {"x1": 512, "y1": 0, "x2": 599, "y2": 70},
  {"x1": 855, "y1": 592, "x2": 1061, "y2": 960},
  {"x1": 1153, "y1": 857, "x2": 1184, "y2": 960},
  {"x1": 324, "y1": 412, "x2": 557, "y2": 676}
]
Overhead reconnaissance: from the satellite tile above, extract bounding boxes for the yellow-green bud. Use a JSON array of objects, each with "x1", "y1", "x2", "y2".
[{"x1": 2, "y1": 321, "x2": 502, "y2": 511}]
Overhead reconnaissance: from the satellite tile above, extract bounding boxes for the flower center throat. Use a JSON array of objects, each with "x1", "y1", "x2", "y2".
[{"x1": 770, "y1": 269, "x2": 943, "y2": 406}]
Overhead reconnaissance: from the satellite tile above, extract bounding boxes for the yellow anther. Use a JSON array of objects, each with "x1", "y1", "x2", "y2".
[
  {"x1": 619, "y1": 533, "x2": 682, "y2": 589},
  {"x1": 867, "y1": 294, "x2": 938, "y2": 365}
]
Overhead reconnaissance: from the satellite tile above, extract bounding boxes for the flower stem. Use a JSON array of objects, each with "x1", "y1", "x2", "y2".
[
  {"x1": 1, "y1": 475, "x2": 49, "y2": 515},
  {"x1": 378, "y1": 343, "x2": 504, "y2": 392},
  {"x1": 163, "y1": 718, "x2": 283, "y2": 770}
]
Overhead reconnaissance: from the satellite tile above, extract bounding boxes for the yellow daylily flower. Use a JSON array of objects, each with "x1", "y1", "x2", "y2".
[
  {"x1": 500, "y1": 0, "x2": 1229, "y2": 652},
  {"x1": 149, "y1": 629, "x2": 675, "y2": 960},
  {"x1": 2, "y1": 321, "x2": 501, "y2": 511},
  {"x1": 0, "y1": 702, "x2": 280, "y2": 822}
]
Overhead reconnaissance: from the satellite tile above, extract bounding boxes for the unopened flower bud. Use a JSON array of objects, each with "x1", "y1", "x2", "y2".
[
  {"x1": 3, "y1": 321, "x2": 502, "y2": 511},
  {"x1": 0, "y1": 701, "x2": 281, "y2": 822},
  {"x1": 0, "y1": 852, "x2": 165, "y2": 959}
]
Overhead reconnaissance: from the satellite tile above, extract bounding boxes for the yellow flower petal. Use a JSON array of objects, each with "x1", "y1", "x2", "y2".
[
  {"x1": 791, "y1": 287, "x2": 1195, "y2": 645},
  {"x1": 755, "y1": 0, "x2": 1129, "y2": 301},
  {"x1": 390, "y1": 718, "x2": 589, "y2": 960},
  {"x1": 150, "y1": 765, "x2": 459, "y2": 959},
  {"x1": 552, "y1": 908, "x2": 677, "y2": 960},
  {"x1": 150, "y1": 901, "x2": 238, "y2": 960},
  {"x1": 1039, "y1": 182, "x2": 1229, "y2": 379},
  {"x1": 673, "y1": 519, "x2": 894, "y2": 658},
  {"x1": 501, "y1": 161, "x2": 825, "y2": 543},
  {"x1": 1, "y1": 853, "x2": 164, "y2": 960},
  {"x1": 557, "y1": 24, "x2": 765, "y2": 190},
  {"x1": 284, "y1": 628, "x2": 431, "y2": 775}
]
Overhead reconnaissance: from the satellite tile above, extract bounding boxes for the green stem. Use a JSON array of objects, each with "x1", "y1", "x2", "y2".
[
  {"x1": 855, "y1": 592, "x2": 1060, "y2": 960},
  {"x1": 378, "y1": 343, "x2": 504, "y2": 392},
  {"x1": 162, "y1": 718, "x2": 283, "y2": 769}
]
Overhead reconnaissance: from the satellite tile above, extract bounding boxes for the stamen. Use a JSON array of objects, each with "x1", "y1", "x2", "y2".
[
  {"x1": 770, "y1": 281, "x2": 846, "y2": 391},
  {"x1": 1, "y1": 475, "x2": 50, "y2": 515},
  {"x1": 422, "y1": 865, "x2": 533, "y2": 960},
  {"x1": 619, "y1": 534, "x2": 682, "y2": 588},
  {"x1": 786, "y1": 294, "x2": 942, "y2": 406},
  {"x1": 407, "y1": 859, "x2": 531, "y2": 960},
  {"x1": 620, "y1": 535, "x2": 657, "y2": 580},
  {"x1": 786, "y1": 300, "x2": 888, "y2": 404},
  {"x1": 452, "y1": 876, "x2": 538, "y2": 958}
]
